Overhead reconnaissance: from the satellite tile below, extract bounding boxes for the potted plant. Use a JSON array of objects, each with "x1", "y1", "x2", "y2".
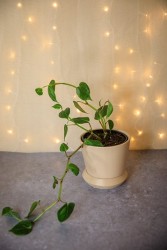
[{"x1": 1, "y1": 80, "x2": 130, "y2": 236}]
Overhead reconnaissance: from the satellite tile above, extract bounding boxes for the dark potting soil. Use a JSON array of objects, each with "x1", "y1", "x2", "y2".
[{"x1": 81, "y1": 130, "x2": 128, "y2": 147}]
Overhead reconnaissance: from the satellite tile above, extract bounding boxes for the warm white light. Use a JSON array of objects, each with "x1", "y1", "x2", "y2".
[
  {"x1": 105, "y1": 32, "x2": 110, "y2": 37},
  {"x1": 115, "y1": 116, "x2": 121, "y2": 123},
  {"x1": 21, "y1": 35, "x2": 27, "y2": 41},
  {"x1": 129, "y1": 49, "x2": 134, "y2": 54},
  {"x1": 113, "y1": 84, "x2": 118, "y2": 90},
  {"x1": 140, "y1": 96, "x2": 146, "y2": 102},
  {"x1": 10, "y1": 52, "x2": 16, "y2": 59},
  {"x1": 137, "y1": 130, "x2": 143, "y2": 136},
  {"x1": 130, "y1": 70, "x2": 136, "y2": 74},
  {"x1": 76, "y1": 109, "x2": 80, "y2": 113},
  {"x1": 52, "y1": 2, "x2": 58, "y2": 8},
  {"x1": 118, "y1": 103, "x2": 124, "y2": 110},
  {"x1": 6, "y1": 105, "x2": 11, "y2": 111},
  {"x1": 134, "y1": 109, "x2": 141, "y2": 116},
  {"x1": 53, "y1": 138, "x2": 60, "y2": 143},
  {"x1": 164, "y1": 12, "x2": 167, "y2": 16},
  {"x1": 144, "y1": 27, "x2": 151, "y2": 35},
  {"x1": 50, "y1": 60, "x2": 54, "y2": 65},
  {"x1": 149, "y1": 75, "x2": 153, "y2": 79},
  {"x1": 114, "y1": 66, "x2": 120, "y2": 74},
  {"x1": 114, "y1": 45, "x2": 120, "y2": 50},
  {"x1": 52, "y1": 25, "x2": 57, "y2": 30},
  {"x1": 158, "y1": 133, "x2": 165, "y2": 139},
  {"x1": 146, "y1": 83, "x2": 151, "y2": 87},
  {"x1": 7, "y1": 130, "x2": 13, "y2": 134},
  {"x1": 28, "y1": 17, "x2": 33, "y2": 23},
  {"x1": 160, "y1": 113, "x2": 165, "y2": 118},
  {"x1": 6, "y1": 88, "x2": 12, "y2": 94},
  {"x1": 155, "y1": 97, "x2": 163, "y2": 106},
  {"x1": 10, "y1": 70, "x2": 15, "y2": 75},
  {"x1": 103, "y1": 6, "x2": 109, "y2": 12},
  {"x1": 24, "y1": 138, "x2": 29, "y2": 143},
  {"x1": 17, "y1": 3, "x2": 22, "y2": 8},
  {"x1": 131, "y1": 137, "x2": 135, "y2": 142}
]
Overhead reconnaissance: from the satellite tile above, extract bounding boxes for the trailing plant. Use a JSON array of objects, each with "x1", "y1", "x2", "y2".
[{"x1": 2, "y1": 80, "x2": 114, "y2": 236}]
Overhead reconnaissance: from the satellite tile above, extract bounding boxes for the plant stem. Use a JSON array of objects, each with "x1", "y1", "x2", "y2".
[{"x1": 33, "y1": 200, "x2": 58, "y2": 222}]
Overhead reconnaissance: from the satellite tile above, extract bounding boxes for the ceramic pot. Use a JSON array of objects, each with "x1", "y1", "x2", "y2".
[{"x1": 81, "y1": 130, "x2": 130, "y2": 189}]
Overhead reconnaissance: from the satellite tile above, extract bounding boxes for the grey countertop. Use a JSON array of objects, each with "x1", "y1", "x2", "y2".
[{"x1": 0, "y1": 150, "x2": 167, "y2": 250}]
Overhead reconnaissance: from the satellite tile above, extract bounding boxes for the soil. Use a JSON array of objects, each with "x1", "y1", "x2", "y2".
[{"x1": 81, "y1": 129, "x2": 128, "y2": 147}]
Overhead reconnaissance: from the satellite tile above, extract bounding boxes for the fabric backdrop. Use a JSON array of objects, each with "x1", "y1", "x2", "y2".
[{"x1": 0, "y1": 0, "x2": 167, "y2": 152}]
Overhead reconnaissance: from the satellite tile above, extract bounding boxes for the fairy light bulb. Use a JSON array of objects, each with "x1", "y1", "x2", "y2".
[
  {"x1": 7, "y1": 130, "x2": 13, "y2": 134},
  {"x1": 113, "y1": 84, "x2": 118, "y2": 90},
  {"x1": 28, "y1": 17, "x2": 33, "y2": 23},
  {"x1": 131, "y1": 137, "x2": 135, "y2": 142},
  {"x1": 137, "y1": 130, "x2": 143, "y2": 136},
  {"x1": 10, "y1": 52, "x2": 16, "y2": 59},
  {"x1": 134, "y1": 109, "x2": 141, "y2": 116},
  {"x1": 53, "y1": 138, "x2": 60, "y2": 143},
  {"x1": 52, "y1": 2, "x2": 58, "y2": 8},
  {"x1": 103, "y1": 6, "x2": 109, "y2": 12},
  {"x1": 6, "y1": 105, "x2": 11, "y2": 111},
  {"x1": 146, "y1": 83, "x2": 151, "y2": 87},
  {"x1": 52, "y1": 25, "x2": 57, "y2": 30},
  {"x1": 24, "y1": 138, "x2": 29, "y2": 143},
  {"x1": 164, "y1": 12, "x2": 167, "y2": 16},
  {"x1": 105, "y1": 32, "x2": 110, "y2": 37},
  {"x1": 10, "y1": 70, "x2": 15, "y2": 75},
  {"x1": 21, "y1": 35, "x2": 27, "y2": 41},
  {"x1": 114, "y1": 45, "x2": 120, "y2": 50},
  {"x1": 118, "y1": 103, "x2": 124, "y2": 110},
  {"x1": 158, "y1": 133, "x2": 165, "y2": 139},
  {"x1": 160, "y1": 113, "x2": 165, "y2": 118},
  {"x1": 114, "y1": 66, "x2": 120, "y2": 74},
  {"x1": 17, "y1": 3, "x2": 22, "y2": 8},
  {"x1": 155, "y1": 97, "x2": 163, "y2": 106},
  {"x1": 129, "y1": 48, "x2": 134, "y2": 54},
  {"x1": 140, "y1": 96, "x2": 146, "y2": 102},
  {"x1": 50, "y1": 60, "x2": 54, "y2": 65}
]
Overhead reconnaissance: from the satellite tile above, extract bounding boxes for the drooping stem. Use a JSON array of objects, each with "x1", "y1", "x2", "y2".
[{"x1": 33, "y1": 200, "x2": 58, "y2": 222}]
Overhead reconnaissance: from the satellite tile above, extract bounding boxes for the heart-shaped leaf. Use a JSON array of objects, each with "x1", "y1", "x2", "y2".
[
  {"x1": 9, "y1": 220, "x2": 34, "y2": 236},
  {"x1": 2, "y1": 207, "x2": 21, "y2": 221},
  {"x1": 71, "y1": 117, "x2": 90, "y2": 124},
  {"x1": 48, "y1": 80, "x2": 57, "y2": 102},
  {"x1": 57, "y1": 203, "x2": 75, "y2": 222},
  {"x1": 59, "y1": 108, "x2": 70, "y2": 119},
  {"x1": 35, "y1": 88, "x2": 43, "y2": 96},
  {"x1": 76, "y1": 82, "x2": 92, "y2": 101},
  {"x1": 106, "y1": 102, "x2": 113, "y2": 118},
  {"x1": 84, "y1": 139, "x2": 103, "y2": 147},
  {"x1": 68, "y1": 163, "x2": 80, "y2": 176},
  {"x1": 60, "y1": 143, "x2": 69, "y2": 152},
  {"x1": 26, "y1": 200, "x2": 40, "y2": 218},
  {"x1": 52, "y1": 104, "x2": 62, "y2": 109}
]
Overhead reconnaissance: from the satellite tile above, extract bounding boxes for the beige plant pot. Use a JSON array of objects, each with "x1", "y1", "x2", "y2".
[{"x1": 81, "y1": 130, "x2": 130, "y2": 189}]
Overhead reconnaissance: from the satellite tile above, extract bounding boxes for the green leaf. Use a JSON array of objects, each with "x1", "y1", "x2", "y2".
[
  {"x1": 48, "y1": 80, "x2": 57, "y2": 102},
  {"x1": 106, "y1": 102, "x2": 113, "y2": 118},
  {"x1": 9, "y1": 220, "x2": 34, "y2": 236},
  {"x1": 59, "y1": 108, "x2": 70, "y2": 119},
  {"x1": 52, "y1": 104, "x2": 62, "y2": 109},
  {"x1": 52, "y1": 176, "x2": 58, "y2": 189},
  {"x1": 73, "y1": 101, "x2": 87, "y2": 113},
  {"x1": 60, "y1": 143, "x2": 69, "y2": 152},
  {"x1": 2, "y1": 207, "x2": 21, "y2": 221},
  {"x1": 84, "y1": 139, "x2": 103, "y2": 147},
  {"x1": 108, "y1": 120, "x2": 114, "y2": 130},
  {"x1": 64, "y1": 124, "x2": 68, "y2": 140},
  {"x1": 68, "y1": 163, "x2": 80, "y2": 176},
  {"x1": 71, "y1": 117, "x2": 90, "y2": 124},
  {"x1": 57, "y1": 203, "x2": 75, "y2": 222},
  {"x1": 76, "y1": 82, "x2": 92, "y2": 101},
  {"x1": 35, "y1": 88, "x2": 43, "y2": 96},
  {"x1": 94, "y1": 105, "x2": 108, "y2": 120},
  {"x1": 26, "y1": 201, "x2": 40, "y2": 218}
]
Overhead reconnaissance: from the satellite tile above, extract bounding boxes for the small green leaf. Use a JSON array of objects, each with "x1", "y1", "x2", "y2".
[
  {"x1": 9, "y1": 220, "x2": 34, "y2": 236},
  {"x1": 2, "y1": 207, "x2": 21, "y2": 221},
  {"x1": 94, "y1": 105, "x2": 108, "y2": 120},
  {"x1": 52, "y1": 104, "x2": 62, "y2": 109},
  {"x1": 52, "y1": 176, "x2": 58, "y2": 189},
  {"x1": 108, "y1": 120, "x2": 114, "y2": 130},
  {"x1": 68, "y1": 163, "x2": 80, "y2": 176},
  {"x1": 73, "y1": 101, "x2": 87, "y2": 113},
  {"x1": 57, "y1": 203, "x2": 75, "y2": 222},
  {"x1": 106, "y1": 102, "x2": 113, "y2": 118},
  {"x1": 60, "y1": 143, "x2": 69, "y2": 152},
  {"x1": 71, "y1": 117, "x2": 90, "y2": 124},
  {"x1": 35, "y1": 88, "x2": 43, "y2": 96},
  {"x1": 48, "y1": 80, "x2": 57, "y2": 102},
  {"x1": 59, "y1": 108, "x2": 70, "y2": 119},
  {"x1": 64, "y1": 124, "x2": 68, "y2": 140},
  {"x1": 84, "y1": 139, "x2": 103, "y2": 147},
  {"x1": 76, "y1": 82, "x2": 92, "y2": 101},
  {"x1": 26, "y1": 201, "x2": 40, "y2": 218}
]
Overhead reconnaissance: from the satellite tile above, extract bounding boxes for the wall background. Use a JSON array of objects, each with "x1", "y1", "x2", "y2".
[{"x1": 0, "y1": 0, "x2": 167, "y2": 152}]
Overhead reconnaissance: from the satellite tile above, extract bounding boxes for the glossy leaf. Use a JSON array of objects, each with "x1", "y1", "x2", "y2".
[
  {"x1": 64, "y1": 124, "x2": 68, "y2": 140},
  {"x1": 52, "y1": 176, "x2": 58, "y2": 189},
  {"x1": 108, "y1": 120, "x2": 114, "y2": 130},
  {"x1": 68, "y1": 163, "x2": 80, "y2": 176},
  {"x1": 71, "y1": 117, "x2": 90, "y2": 124},
  {"x1": 59, "y1": 108, "x2": 70, "y2": 119},
  {"x1": 76, "y1": 82, "x2": 92, "y2": 101},
  {"x1": 35, "y1": 88, "x2": 43, "y2": 96},
  {"x1": 57, "y1": 203, "x2": 75, "y2": 222},
  {"x1": 9, "y1": 220, "x2": 34, "y2": 236},
  {"x1": 84, "y1": 139, "x2": 103, "y2": 147},
  {"x1": 2, "y1": 207, "x2": 21, "y2": 221},
  {"x1": 73, "y1": 101, "x2": 87, "y2": 113},
  {"x1": 48, "y1": 80, "x2": 57, "y2": 102},
  {"x1": 94, "y1": 105, "x2": 108, "y2": 120},
  {"x1": 60, "y1": 143, "x2": 69, "y2": 152},
  {"x1": 52, "y1": 104, "x2": 62, "y2": 109},
  {"x1": 26, "y1": 200, "x2": 40, "y2": 218},
  {"x1": 106, "y1": 102, "x2": 113, "y2": 118}
]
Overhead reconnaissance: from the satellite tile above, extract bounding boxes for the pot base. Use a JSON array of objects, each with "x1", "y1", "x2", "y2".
[{"x1": 82, "y1": 170, "x2": 128, "y2": 189}]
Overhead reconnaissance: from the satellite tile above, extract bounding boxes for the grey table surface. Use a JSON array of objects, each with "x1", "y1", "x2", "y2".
[{"x1": 0, "y1": 150, "x2": 167, "y2": 250}]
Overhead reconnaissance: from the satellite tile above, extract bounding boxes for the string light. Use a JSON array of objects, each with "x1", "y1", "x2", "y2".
[
  {"x1": 7, "y1": 130, "x2": 13, "y2": 135},
  {"x1": 24, "y1": 138, "x2": 29, "y2": 143},
  {"x1": 140, "y1": 96, "x2": 146, "y2": 102},
  {"x1": 9, "y1": 52, "x2": 16, "y2": 60},
  {"x1": 52, "y1": 25, "x2": 57, "y2": 30},
  {"x1": 6, "y1": 105, "x2": 11, "y2": 111},
  {"x1": 17, "y1": 3, "x2": 22, "y2": 8},
  {"x1": 21, "y1": 35, "x2": 27, "y2": 41},
  {"x1": 144, "y1": 27, "x2": 151, "y2": 35},
  {"x1": 137, "y1": 130, "x2": 143, "y2": 136},
  {"x1": 129, "y1": 48, "x2": 134, "y2": 54},
  {"x1": 158, "y1": 133, "x2": 165, "y2": 139},
  {"x1": 105, "y1": 32, "x2": 110, "y2": 37},
  {"x1": 163, "y1": 12, "x2": 167, "y2": 17},
  {"x1": 160, "y1": 113, "x2": 165, "y2": 118},
  {"x1": 114, "y1": 66, "x2": 120, "y2": 74},
  {"x1": 10, "y1": 70, "x2": 15, "y2": 75},
  {"x1": 28, "y1": 17, "x2": 33, "y2": 23},
  {"x1": 53, "y1": 138, "x2": 60, "y2": 143},
  {"x1": 114, "y1": 45, "x2": 120, "y2": 50},
  {"x1": 133, "y1": 109, "x2": 141, "y2": 116},
  {"x1": 146, "y1": 83, "x2": 151, "y2": 87},
  {"x1": 131, "y1": 137, "x2": 135, "y2": 142},
  {"x1": 103, "y1": 6, "x2": 109, "y2": 12},
  {"x1": 118, "y1": 103, "x2": 124, "y2": 110},
  {"x1": 155, "y1": 97, "x2": 163, "y2": 105},
  {"x1": 113, "y1": 84, "x2": 118, "y2": 90},
  {"x1": 50, "y1": 60, "x2": 54, "y2": 65},
  {"x1": 52, "y1": 2, "x2": 58, "y2": 8}
]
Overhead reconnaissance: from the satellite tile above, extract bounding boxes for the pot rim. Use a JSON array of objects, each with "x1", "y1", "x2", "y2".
[{"x1": 80, "y1": 129, "x2": 130, "y2": 147}]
